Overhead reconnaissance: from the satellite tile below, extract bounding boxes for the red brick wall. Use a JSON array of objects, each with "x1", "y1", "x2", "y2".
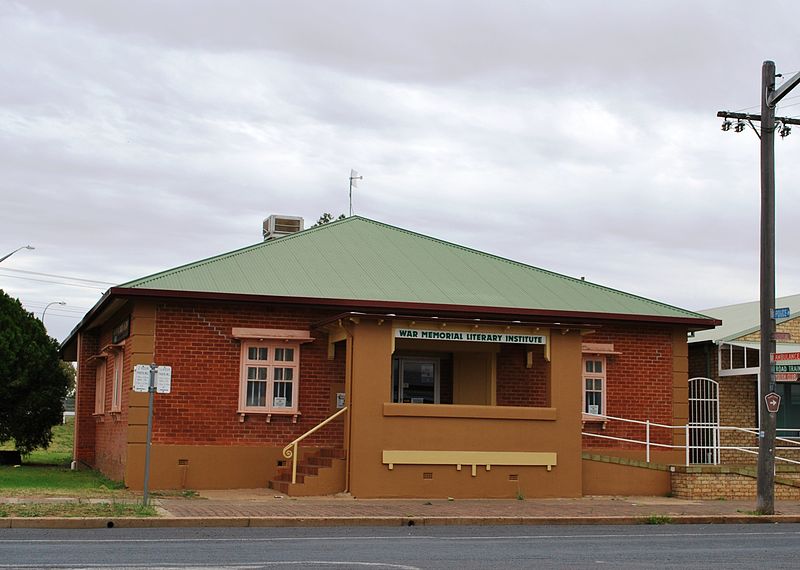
[
  {"x1": 74, "y1": 331, "x2": 98, "y2": 466},
  {"x1": 151, "y1": 301, "x2": 346, "y2": 449},
  {"x1": 581, "y1": 325, "x2": 675, "y2": 448},
  {"x1": 496, "y1": 344, "x2": 548, "y2": 407},
  {"x1": 95, "y1": 314, "x2": 132, "y2": 481},
  {"x1": 74, "y1": 310, "x2": 132, "y2": 481}
]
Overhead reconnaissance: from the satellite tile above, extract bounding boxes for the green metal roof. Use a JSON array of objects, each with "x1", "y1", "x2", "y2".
[
  {"x1": 120, "y1": 216, "x2": 710, "y2": 321},
  {"x1": 689, "y1": 294, "x2": 800, "y2": 343}
]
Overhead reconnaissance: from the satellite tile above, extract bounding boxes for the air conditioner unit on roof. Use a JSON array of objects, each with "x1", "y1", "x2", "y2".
[{"x1": 263, "y1": 215, "x2": 304, "y2": 241}]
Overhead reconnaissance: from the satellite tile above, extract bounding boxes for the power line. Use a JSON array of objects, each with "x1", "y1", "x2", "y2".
[
  {"x1": 21, "y1": 301, "x2": 90, "y2": 314},
  {"x1": 0, "y1": 267, "x2": 115, "y2": 285},
  {"x1": 0, "y1": 273, "x2": 107, "y2": 290},
  {"x1": 34, "y1": 312, "x2": 82, "y2": 320}
]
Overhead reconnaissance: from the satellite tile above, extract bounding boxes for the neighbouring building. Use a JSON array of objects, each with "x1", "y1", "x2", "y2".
[
  {"x1": 688, "y1": 294, "x2": 800, "y2": 464},
  {"x1": 61, "y1": 216, "x2": 718, "y2": 498}
]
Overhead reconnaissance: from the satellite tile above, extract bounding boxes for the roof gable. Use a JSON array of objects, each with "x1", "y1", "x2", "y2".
[{"x1": 120, "y1": 216, "x2": 710, "y2": 322}]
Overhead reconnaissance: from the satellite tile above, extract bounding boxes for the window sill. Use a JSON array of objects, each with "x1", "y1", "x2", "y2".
[
  {"x1": 238, "y1": 410, "x2": 301, "y2": 423},
  {"x1": 383, "y1": 403, "x2": 556, "y2": 421},
  {"x1": 581, "y1": 414, "x2": 608, "y2": 428},
  {"x1": 93, "y1": 413, "x2": 105, "y2": 422}
]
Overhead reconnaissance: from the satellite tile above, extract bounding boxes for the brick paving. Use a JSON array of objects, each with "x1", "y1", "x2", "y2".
[{"x1": 156, "y1": 489, "x2": 800, "y2": 519}]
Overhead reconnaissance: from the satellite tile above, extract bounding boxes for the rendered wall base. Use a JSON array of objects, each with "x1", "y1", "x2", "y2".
[
  {"x1": 352, "y1": 464, "x2": 577, "y2": 499},
  {"x1": 582, "y1": 457, "x2": 671, "y2": 496},
  {"x1": 125, "y1": 444, "x2": 284, "y2": 490}
]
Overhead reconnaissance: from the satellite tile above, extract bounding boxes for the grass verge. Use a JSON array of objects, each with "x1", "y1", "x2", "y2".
[
  {"x1": 0, "y1": 502, "x2": 157, "y2": 518},
  {"x1": 0, "y1": 465, "x2": 134, "y2": 499}
]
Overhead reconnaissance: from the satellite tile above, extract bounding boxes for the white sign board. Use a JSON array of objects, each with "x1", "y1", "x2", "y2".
[
  {"x1": 132, "y1": 364, "x2": 172, "y2": 393},
  {"x1": 394, "y1": 328, "x2": 546, "y2": 344},
  {"x1": 156, "y1": 366, "x2": 172, "y2": 394},
  {"x1": 133, "y1": 365, "x2": 151, "y2": 393}
]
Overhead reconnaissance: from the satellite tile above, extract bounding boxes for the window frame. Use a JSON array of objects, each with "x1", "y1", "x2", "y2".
[
  {"x1": 582, "y1": 355, "x2": 607, "y2": 418},
  {"x1": 111, "y1": 351, "x2": 124, "y2": 412},
  {"x1": 237, "y1": 340, "x2": 300, "y2": 415},
  {"x1": 94, "y1": 359, "x2": 106, "y2": 415}
]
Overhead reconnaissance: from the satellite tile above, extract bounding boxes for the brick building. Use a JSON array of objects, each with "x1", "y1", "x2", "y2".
[
  {"x1": 688, "y1": 295, "x2": 800, "y2": 464},
  {"x1": 61, "y1": 216, "x2": 717, "y2": 497}
]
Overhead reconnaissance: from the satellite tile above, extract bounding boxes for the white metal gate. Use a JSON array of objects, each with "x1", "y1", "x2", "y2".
[{"x1": 688, "y1": 377, "x2": 720, "y2": 464}]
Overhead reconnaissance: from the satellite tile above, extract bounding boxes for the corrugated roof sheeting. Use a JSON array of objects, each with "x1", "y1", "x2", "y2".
[
  {"x1": 690, "y1": 294, "x2": 800, "y2": 343},
  {"x1": 121, "y1": 216, "x2": 709, "y2": 320}
]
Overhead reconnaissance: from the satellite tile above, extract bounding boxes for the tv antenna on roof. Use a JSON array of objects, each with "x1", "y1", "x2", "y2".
[{"x1": 349, "y1": 169, "x2": 363, "y2": 216}]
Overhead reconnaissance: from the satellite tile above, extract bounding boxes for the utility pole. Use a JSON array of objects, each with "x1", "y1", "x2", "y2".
[{"x1": 718, "y1": 61, "x2": 800, "y2": 515}]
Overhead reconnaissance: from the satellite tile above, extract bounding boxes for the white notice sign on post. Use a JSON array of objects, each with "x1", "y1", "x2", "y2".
[
  {"x1": 133, "y1": 365, "x2": 151, "y2": 393},
  {"x1": 156, "y1": 366, "x2": 172, "y2": 394}
]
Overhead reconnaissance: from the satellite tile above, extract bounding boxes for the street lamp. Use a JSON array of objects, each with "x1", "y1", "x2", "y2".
[
  {"x1": 41, "y1": 301, "x2": 66, "y2": 323},
  {"x1": 0, "y1": 245, "x2": 35, "y2": 263}
]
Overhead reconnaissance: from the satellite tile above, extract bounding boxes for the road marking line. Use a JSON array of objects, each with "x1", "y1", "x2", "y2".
[
  {"x1": 0, "y1": 560, "x2": 422, "y2": 570},
  {"x1": 2, "y1": 529, "x2": 800, "y2": 545}
]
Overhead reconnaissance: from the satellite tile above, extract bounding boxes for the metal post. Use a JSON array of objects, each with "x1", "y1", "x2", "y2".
[
  {"x1": 685, "y1": 423, "x2": 690, "y2": 466},
  {"x1": 142, "y1": 363, "x2": 157, "y2": 506},
  {"x1": 291, "y1": 442, "x2": 298, "y2": 484},
  {"x1": 757, "y1": 60, "x2": 777, "y2": 515},
  {"x1": 646, "y1": 420, "x2": 651, "y2": 463}
]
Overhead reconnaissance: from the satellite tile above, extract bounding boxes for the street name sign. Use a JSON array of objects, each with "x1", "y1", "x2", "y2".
[
  {"x1": 775, "y1": 373, "x2": 799, "y2": 382},
  {"x1": 771, "y1": 352, "x2": 800, "y2": 361},
  {"x1": 772, "y1": 307, "x2": 791, "y2": 319},
  {"x1": 773, "y1": 364, "x2": 800, "y2": 373}
]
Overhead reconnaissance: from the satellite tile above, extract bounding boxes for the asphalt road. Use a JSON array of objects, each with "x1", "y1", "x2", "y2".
[{"x1": 3, "y1": 524, "x2": 800, "y2": 569}]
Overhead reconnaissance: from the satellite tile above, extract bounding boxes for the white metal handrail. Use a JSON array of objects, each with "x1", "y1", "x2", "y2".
[{"x1": 582, "y1": 414, "x2": 800, "y2": 466}]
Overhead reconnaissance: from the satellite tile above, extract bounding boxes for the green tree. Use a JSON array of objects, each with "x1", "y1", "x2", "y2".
[
  {"x1": 0, "y1": 289, "x2": 71, "y2": 453},
  {"x1": 312, "y1": 213, "x2": 346, "y2": 227}
]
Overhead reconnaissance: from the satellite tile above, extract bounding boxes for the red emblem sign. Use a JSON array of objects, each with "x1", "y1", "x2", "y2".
[{"x1": 766, "y1": 392, "x2": 782, "y2": 413}]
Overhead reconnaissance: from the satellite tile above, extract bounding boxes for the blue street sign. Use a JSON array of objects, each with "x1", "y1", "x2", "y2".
[{"x1": 773, "y1": 307, "x2": 791, "y2": 319}]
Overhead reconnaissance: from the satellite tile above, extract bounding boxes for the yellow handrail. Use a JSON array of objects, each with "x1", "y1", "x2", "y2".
[{"x1": 282, "y1": 406, "x2": 348, "y2": 484}]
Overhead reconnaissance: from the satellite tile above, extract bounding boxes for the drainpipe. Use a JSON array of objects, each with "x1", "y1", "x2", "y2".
[{"x1": 342, "y1": 322, "x2": 355, "y2": 494}]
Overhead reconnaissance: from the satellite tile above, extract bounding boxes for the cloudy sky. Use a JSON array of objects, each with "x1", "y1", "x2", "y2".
[{"x1": 1, "y1": 0, "x2": 799, "y2": 342}]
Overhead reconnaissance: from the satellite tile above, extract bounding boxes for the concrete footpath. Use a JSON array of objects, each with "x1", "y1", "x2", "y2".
[{"x1": 5, "y1": 490, "x2": 800, "y2": 528}]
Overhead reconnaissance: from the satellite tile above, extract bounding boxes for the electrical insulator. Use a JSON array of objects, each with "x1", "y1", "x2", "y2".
[
  {"x1": 721, "y1": 119, "x2": 732, "y2": 132},
  {"x1": 734, "y1": 120, "x2": 745, "y2": 133},
  {"x1": 780, "y1": 124, "x2": 792, "y2": 138}
]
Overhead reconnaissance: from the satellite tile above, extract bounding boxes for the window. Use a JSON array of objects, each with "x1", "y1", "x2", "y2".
[
  {"x1": 583, "y1": 356, "x2": 606, "y2": 416},
  {"x1": 111, "y1": 351, "x2": 123, "y2": 412},
  {"x1": 392, "y1": 357, "x2": 440, "y2": 404},
  {"x1": 238, "y1": 341, "x2": 299, "y2": 413},
  {"x1": 776, "y1": 383, "x2": 800, "y2": 436},
  {"x1": 94, "y1": 360, "x2": 106, "y2": 414}
]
